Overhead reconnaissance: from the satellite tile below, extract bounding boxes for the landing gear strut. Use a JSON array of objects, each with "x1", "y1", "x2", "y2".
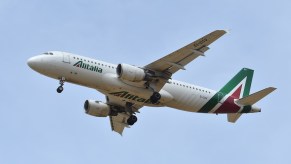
[
  {"x1": 150, "y1": 92, "x2": 161, "y2": 104},
  {"x1": 56, "y1": 77, "x2": 65, "y2": 93},
  {"x1": 127, "y1": 115, "x2": 138, "y2": 125},
  {"x1": 125, "y1": 102, "x2": 138, "y2": 125}
]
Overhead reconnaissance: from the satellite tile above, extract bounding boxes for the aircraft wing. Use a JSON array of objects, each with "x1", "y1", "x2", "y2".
[
  {"x1": 144, "y1": 30, "x2": 226, "y2": 91},
  {"x1": 109, "y1": 114, "x2": 130, "y2": 135},
  {"x1": 106, "y1": 96, "x2": 143, "y2": 135}
]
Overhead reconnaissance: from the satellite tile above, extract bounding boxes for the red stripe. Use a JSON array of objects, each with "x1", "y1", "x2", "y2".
[{"x1": 214, "y1": 85, "x2": 242, "y2": 113}]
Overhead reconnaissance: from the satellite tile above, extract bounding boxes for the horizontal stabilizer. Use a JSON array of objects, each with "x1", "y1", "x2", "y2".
[
  {"x1": 236, "y1": 87, "x2": 276, "y2": 106},
  {"x1": 227, "y1": 113, "x2": 242, "y2": 123}
]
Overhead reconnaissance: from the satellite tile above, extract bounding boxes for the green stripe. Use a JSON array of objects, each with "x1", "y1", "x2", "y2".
[{"x1": 198, "y1": 68, "x2": 254, "y2": 113}]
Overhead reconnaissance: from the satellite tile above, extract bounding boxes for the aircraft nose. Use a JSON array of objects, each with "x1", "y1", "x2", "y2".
[{"x1": 27, "y1": 56, "x2": 42, "y2": 71}]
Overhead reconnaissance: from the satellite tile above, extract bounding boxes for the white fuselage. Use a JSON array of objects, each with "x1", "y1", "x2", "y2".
[{"x1": 28, "y1": 51, "x2": 217, "y2": 113}]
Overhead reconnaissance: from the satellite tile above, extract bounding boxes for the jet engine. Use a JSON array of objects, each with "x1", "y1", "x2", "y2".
[
  {"x1": 116, "y1": 63, "x2": 146, "y2": 82},
  {"x1": 84, "y1": 100, "x2": 111, "y2": 117}
]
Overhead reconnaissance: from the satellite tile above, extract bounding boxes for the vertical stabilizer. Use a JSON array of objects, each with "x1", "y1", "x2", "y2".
[
  {"x1": 198, "y1": 68, "x2": 254, "y2": 113},
  {"x1": 219, "y1": 68, "x2": 254, "y2": 98}
]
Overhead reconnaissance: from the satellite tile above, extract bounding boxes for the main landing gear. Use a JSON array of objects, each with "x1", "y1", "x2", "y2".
[
  {"x1": 126, "y1": 91, "x2": 161, "y2": 126},
  {"x1": 56, "y1": 77, "x2": 65, "y2": 93},
  {"x1": 125, "y1": 102, "x2": 138, "y2": 126},
  {"x1": 150, "y1": 92, "x2": 161, "y2": 104},
  {"x1": 145, "y1": 82, "x2": 162, "y2": 104},
  {"x1": 127, "y1": 115, "x2": 137, "y2": 126}
]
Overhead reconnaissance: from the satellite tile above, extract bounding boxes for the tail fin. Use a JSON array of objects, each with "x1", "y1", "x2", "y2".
[
  {"x1": 224, "y1": 69, "x2": 276, "y2": 123},
  {"x1": 198, "y1": 68, "x2": 253, "y2": 113},
  {"x1": 219, "y1": 68, "x2": 254, "y2": 99},
  {"x1": 227, "y1": 87, "x2": 276, "y2": 123},
  {"x1": 198, "y1": 68, "x2": 275, "y2": 122},
  {"x1": 223, "y1": 68, "x2": 254, "y2": 123}
]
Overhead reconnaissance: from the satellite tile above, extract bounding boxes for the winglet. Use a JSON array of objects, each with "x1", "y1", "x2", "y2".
[{"x1": 225, "y1": 29, "x2": 232, "y2": 34}]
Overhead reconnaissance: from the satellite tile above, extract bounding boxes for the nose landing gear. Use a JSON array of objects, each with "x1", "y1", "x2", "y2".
[{"x1": 57, "y1": 77, "x2": 65, "y2": 93}]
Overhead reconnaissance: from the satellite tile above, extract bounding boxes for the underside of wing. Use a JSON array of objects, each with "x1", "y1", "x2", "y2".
[
  {"x1": 106, "y1": 95, "x2": 143, "y2": 135},
  {"x1": 110, "y1": 113, "x2": 130, "y2": 135}
]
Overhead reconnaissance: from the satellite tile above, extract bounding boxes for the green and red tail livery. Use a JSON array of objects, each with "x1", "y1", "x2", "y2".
[{"x1": 198, "y1": 68, "x2": 254, "y2": 113}]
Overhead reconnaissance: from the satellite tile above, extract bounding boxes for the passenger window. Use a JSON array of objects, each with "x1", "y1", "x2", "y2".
[{"x1": 43, "y1": 52, "x2": 53, "y2": 55}]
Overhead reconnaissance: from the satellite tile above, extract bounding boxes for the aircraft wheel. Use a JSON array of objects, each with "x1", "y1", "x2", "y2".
[
  {"x1": 57, "y1": 86, "x2": 64, "y2": 93},
  {"x1": 127, "y1": 115, "x2": 138, "y2": 125},
  {"x1": 150, "y1": 92, "x2": 161, "y2": 104}
]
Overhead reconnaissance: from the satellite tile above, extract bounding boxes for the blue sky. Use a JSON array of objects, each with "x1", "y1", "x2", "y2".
[{"x1": 0, "y1": 0, "x2": 290, "y2": 163}]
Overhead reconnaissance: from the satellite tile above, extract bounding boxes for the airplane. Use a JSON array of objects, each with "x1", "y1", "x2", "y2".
[{"x1": 27, "y1": 30, "x2": 276, "y2": 135}]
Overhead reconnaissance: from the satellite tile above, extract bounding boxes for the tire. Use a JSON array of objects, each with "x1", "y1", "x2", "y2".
[
  {"x1": 150, "y1": 92, "x2": 161, "y2": 104},
  {"x1": 127, "y1": 115, "x2": 138, "y2": 125},
  {"x1": 57, "y1": 86, "x2": 63, "y2": 93}
]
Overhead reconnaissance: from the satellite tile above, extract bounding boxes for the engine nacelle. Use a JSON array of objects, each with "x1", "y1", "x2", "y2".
[
  {"x1": 84, "y1": 100, "x2": 110, "y2": 117},
  {"x1": 116, "y1": 63, "x2": 146, "y2": 82}
]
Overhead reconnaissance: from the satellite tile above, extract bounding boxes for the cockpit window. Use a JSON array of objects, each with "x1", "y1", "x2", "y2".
[{"x1": 43, "y1": 52, "x2": 54, "y2": 55}]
